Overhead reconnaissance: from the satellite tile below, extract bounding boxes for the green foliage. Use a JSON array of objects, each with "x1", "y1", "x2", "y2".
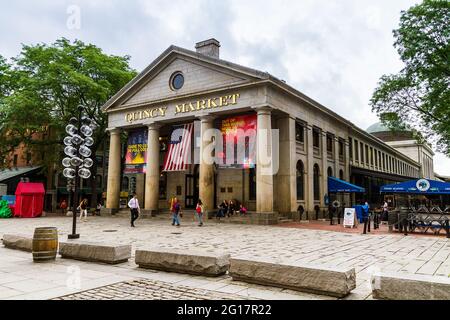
[
  {"x1": 0, "y1": 38, "x2": 137, "y2": 169},
  {"x1": 371, "y1": 0, "x2": 450, "y2": 154},
  {"x1": 0, "y1": 200, "x2": 12, "y2": 218}
]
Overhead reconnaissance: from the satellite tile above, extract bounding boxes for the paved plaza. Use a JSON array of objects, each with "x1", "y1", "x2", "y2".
[{"x1": 0, "y1": 215, "x2": 449, "y2": 300}]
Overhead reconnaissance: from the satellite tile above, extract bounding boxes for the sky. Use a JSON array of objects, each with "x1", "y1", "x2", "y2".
[{"x1": 1, "y1": 0, "x2": 449, "y2": 175}]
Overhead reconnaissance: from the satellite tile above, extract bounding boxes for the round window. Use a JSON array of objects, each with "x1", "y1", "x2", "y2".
[{"x1": 170, "y1": 72, "x2": 184, "y2": 90}]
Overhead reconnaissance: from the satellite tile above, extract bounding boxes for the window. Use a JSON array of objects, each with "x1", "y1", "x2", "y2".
[
  {"x1": 374, "y1": 150, "x2": 378, "y2": 167},
  {"x1": 326, "y1": 134, "x2": 333, "y2": 153},
  {"x1": 313, "y1": 128, "x2": 320, "y2": 148},
  {"x1": 339, "y1": 169, "x2": 344, "y2": 180},
  {"x1": 96, "y1": 175, "x2": 102, "y2": 189},
  {"x1": 313, "y1": 164, "x2": 320, "y2": 201},
  {"x1": 360, "y1": 142, "x2": 364, "y2": 163},
  {"x1": 295, "y1": 122, "x2": 305, "y2": 143},
  {"x1": 354, "y1": 140, "x2": 359, "y2": 161},
  {"x1": 170, "y1": 72, "x2": 184, "y2": 90},
  {"x1": 159, "y1": 171, "x2": 167, "y2": 200},
  {"x1": 13, "y1": 154, "x2": 18, "y2": 167},
  {"x1": 338, "y1": 139, "x2": 344, "y2": 156},
  {"x1": 370, "y1": 147, "x2": 373, "y2": 165},
  {"x1": 296, "y1": 161, "x2": 304, "y2": 200},
  {"x1": 249, "y1": 168, "x2": 256, "y2": 200},
  {"x1": 121, "y1": 176, "x2": 129, "y2": 192},
  {"x1": 365, "y1": 145, "x2": 369, "y2": 165},
  {"x1": 327, "y1": 167, "x2": 333, "y2": 177},
  {"x1": 378, "y1": 151, "x2": 382, "y2": 169},
  {"x1": 349, "y1": 138, "x2": 353, "y2": 159}
]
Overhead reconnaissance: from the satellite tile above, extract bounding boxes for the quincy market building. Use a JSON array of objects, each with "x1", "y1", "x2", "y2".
[{"x1": 101, "y1": 39, "x2": 433, "y2": 224}]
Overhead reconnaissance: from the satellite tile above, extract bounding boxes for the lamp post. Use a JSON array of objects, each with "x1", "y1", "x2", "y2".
[{"x1": 62, "y1": 105, "x2": 96, "y2": 240}]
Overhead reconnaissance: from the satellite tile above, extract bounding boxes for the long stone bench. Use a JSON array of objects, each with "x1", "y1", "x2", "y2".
[
  {"x1": 135, "y1": 248, "x2": 230, "y2": 276},
  {"x1": 59, "y1": 241, "x2": 131, "y2": 265},
  {"x1": 2, "y1": 234, "x2": 33, "y2": 252},
  {"x1": 229, "y1": 258, "x2": 356, "y2": 298},
  {"x1": 372, "y1": 272, "x2": 450, "y2": 300}
]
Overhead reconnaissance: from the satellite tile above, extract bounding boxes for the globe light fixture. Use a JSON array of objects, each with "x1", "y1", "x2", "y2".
[
  {"x1": 61, "y1": 105, "x2": 96, "y2": 240},
  {"x1": 80, "y1": 125, "x2": 93, "y2": 137},
  {"x1": 62, "y1": 157, "x2": 72, "y2": 168},
  {"x1": 64, "y1": 136, "x2": 73, "y2": 146},
  {"x1": 66, "y1": 124, "x2": 78, "y2": 136},
  {"x1": 70, "y1": 156, "x2": 83, "y2": 167},
  {"x1": 83, "y1": 158, "x2": 93, "y2": 168},
  {"x1": 84, "y1": 137, "x2": 94, "y2": 147},
  {"x1": 78, "y1": 168, "x2": 91, "y2": 179},
  {"x1": 64, "y1": 146, "x2": 77, "y2": 157},
  {"x1": 79, "y1": 145, "x2": 92, "y2": 158},
  {"x1": 71, "y1": 134, "x2": 84, "y2": 145},
  {"x1": 63, "y1": 168, "x2": 76, "y2": 179}
]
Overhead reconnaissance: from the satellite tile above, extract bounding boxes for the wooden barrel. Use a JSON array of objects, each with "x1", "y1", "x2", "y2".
[{"x1": 32, "y1": 227, "x2": 58, "y2": 262}]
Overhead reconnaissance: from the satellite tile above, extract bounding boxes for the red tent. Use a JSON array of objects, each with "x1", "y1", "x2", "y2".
[{"x1": 14, "y1": 182, "x2": 45, "y2": 218}]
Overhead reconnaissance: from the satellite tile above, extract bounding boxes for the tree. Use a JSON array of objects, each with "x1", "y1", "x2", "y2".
[
  {"x1": 370, "y1": 0, "x2": 450, "y2": 154},
  {"x1": 0, "y1": 38, "x2": 137, "y2": 207}
]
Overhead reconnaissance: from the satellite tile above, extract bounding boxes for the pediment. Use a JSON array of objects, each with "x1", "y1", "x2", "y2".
[{"x1": 104, "y1": 48, "x2": 264, "y2": 112}]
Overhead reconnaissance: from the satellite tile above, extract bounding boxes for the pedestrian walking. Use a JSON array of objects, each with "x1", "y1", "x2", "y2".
[
  {"x1": 362, "y1": 201, "x2": 370, "y2": 234},
  {"x1": 128, "y1": 193, "x2": 140, "y2": 227},
  {"x1": 60, "y1": 199, "x2": 68, "y2": 214},
  {"x1": 78, "y1": 198, "x2": 88, "y2": 222},
  {"x1": 171, "y1": 197, "x2": 181, "y2": 227},
  {"x1": 95, "y1": 202, "x2": 102, "y2": 216},
  {"x1": 195, "y1": 199, "x2": 204, "y2": 227}
]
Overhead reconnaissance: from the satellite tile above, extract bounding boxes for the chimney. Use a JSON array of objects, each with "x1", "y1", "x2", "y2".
[{"x1": 195, "y1": 39, "x2": 220, "y2": 59}]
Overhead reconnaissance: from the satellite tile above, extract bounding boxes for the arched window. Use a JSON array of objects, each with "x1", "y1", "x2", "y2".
[
  {"x1": 296, "y1": 161, "x2": 305, "y2": 200},
  {"x1": 327, "y1": 167, "x2": 333, "y2": 177},
  {"x1": 96, "y1": 175, "x2": 102, "y2": 189},
  {"x1": 249, "y1": 168, "x2": 256, "y2": 200},
  {"x1": 121, "y1": 176, "x2": 129, "y2": 192},
  {"x1": 339, "y1": 169, "x2": 344, "y2": 180},
  {"x1": 313, "y1": 164, "x2": 320, "y2": 201}
]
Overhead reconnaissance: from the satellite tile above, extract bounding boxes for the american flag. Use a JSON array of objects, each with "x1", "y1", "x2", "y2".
[{"x1": 162, "y1": 122, "x2": 194, "y2": 171}]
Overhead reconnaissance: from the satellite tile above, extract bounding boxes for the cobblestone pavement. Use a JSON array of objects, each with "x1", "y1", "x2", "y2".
[
  {"x1": 54, "y1": 279, "x2": 250, "y2": 300},
  {"x1": 1, "y1": 215, "x2": 449, "y2": 300}
]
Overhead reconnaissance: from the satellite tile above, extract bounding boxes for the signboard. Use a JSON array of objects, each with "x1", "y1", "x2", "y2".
[
  {"x1": 124, "y1": 130, "x2": 148, "y2": 174},
  {"x1": 343, "y1": 208, "x2": 356, "y2": 228},
  {"x1": 219, "y1": 114, "x2": 257, "y2": 169}
]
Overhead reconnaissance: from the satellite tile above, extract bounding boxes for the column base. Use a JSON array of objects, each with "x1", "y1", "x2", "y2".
[
  {"x1": 250, "y1": 212, "x2": 279, "y2": 225},
  {"x1": 100, "y1": 208, "x2": 118, "y2": 216},
  {"x1": 141, "y1": 209, "x2": 158, "y2": 219}
]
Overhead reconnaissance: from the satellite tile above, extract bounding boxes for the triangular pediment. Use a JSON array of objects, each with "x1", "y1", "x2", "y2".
[{"x1": 103, "y1": 47, "x2": 267, "y2": 111}]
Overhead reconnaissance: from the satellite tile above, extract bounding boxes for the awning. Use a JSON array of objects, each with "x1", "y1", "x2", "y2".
[
  {"x1": 380, "y1": 179, "x2": 450, "y2": 195},
  {"x1": 0, "y1": 166, "x2": 42, "y2": 183},
  {"x1": 328, "y1": 176, "x2": 365, "y2": 193}
]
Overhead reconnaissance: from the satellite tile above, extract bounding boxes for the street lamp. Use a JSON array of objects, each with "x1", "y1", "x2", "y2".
[{"x1": 62, "y1": 105, "x2": 96, "y2": 239}]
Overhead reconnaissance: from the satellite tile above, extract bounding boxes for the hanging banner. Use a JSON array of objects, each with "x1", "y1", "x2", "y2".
[
  {"x1": 124, "y1": 130, "x2": 147, "y2": 174},
  {"x1": 219, "y1": 114, "x2": 257, "y2": 169}
]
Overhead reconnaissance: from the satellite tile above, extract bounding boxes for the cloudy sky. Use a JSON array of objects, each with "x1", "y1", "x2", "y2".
[{"x1": 1, "y1": 0, "x2": 449, "y2": 175}]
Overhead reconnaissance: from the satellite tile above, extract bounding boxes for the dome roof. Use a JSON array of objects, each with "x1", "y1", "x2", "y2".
[{"x1": 366, "y1": 122, "x2": 389, "y2": 134}]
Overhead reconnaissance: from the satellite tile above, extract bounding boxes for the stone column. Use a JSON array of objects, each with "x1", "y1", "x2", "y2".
[
  {"x1": 305, "y1": 125, "x2": 315, "y2": 220},
  {"x1": 276, "y1": 115, "x2": 296, "y2": 218},
  {"x1": 104, "y1": 128, "x2": 121, "y2": 215},
  {"x1": 321, "y1": 132, "x2": 328, "y2": 211},
  {"x1": 199, "y1": 116, "x2": 215, "y2": 215},
  {"x1": 334, "y1": 137, "x2": 340, "y2": 178},
  {"x1": 143, "y1": 123, "x2": 161, "y2": 217},
  {"x1": 255, "y1": 107, "x2": 277, "y2": 224}
]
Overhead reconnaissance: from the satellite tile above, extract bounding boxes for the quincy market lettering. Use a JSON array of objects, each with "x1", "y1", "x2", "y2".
[{"x1": 125, "y1": 93, "x2": 240, "y2": 123}]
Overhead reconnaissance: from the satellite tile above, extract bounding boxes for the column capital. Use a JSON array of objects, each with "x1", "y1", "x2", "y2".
[
  {"x1": 107, "y1": 128, "x2": 121, "y2": 135},
  {"x1": 198, "y1": 114, "x2": 216, "y2": 123},
  {"x1": 147, "y1": 122, "x2": 162, "y2": 130},
  {"x1": 253, "y1": 106, "x2": 273, "y2": 115}
]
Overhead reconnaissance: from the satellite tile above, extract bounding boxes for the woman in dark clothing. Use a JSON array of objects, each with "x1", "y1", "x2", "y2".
[
  {"x1": 217, "y1": 200, "x2": 228, "y2": 220},
  {"x1": 228, "y1": 200, "x2": 236, "y2": 217}
]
